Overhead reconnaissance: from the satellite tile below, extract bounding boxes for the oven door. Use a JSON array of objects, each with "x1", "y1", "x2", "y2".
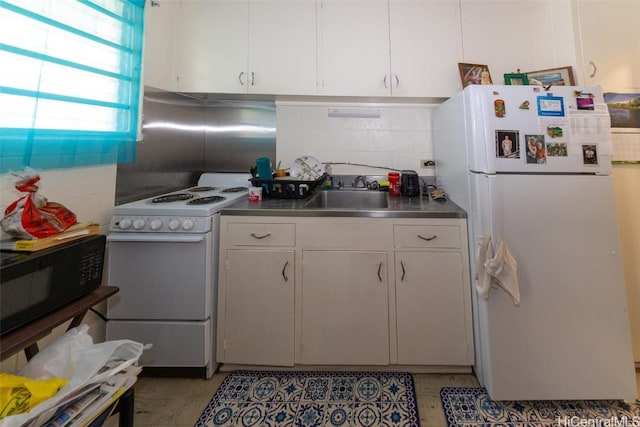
[{"x1": 106, "y1": 231, "x2": 214, "y2": 320}]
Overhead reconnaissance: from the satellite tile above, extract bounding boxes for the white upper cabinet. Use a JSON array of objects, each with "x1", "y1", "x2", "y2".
[
  {"x1": 318, "y1": 0, "x2": 391, "y2": 96},
  {"x1": 174, "y1": 0, "x2": 249, "y2": 93},
  {"x1": 248, "y1": 0, "x2": 318, "y2": 95},
  {"x1": 173, "y1": 0, "x2": 317, "y2": 94},
  {"x1": 460, "y1": 0, "x2": 576, "y2": 85},
  {"x1": 389, "y1": 0, "x2": 463, "y2": 97},
  {"x1": 143, "y1": 1, "x2": 176, "y2": 91},
  {"x1": 573, "y1": 0, "x2": 640, "y2": 90}
]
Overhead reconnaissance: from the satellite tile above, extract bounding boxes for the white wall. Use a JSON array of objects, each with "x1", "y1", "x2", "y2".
[
  {"x1": 276, "y1": 101, "x2": 437, "y2": 176},
  {"x1": 0, "y1": 164, "x2": 117, "y2": 372}
]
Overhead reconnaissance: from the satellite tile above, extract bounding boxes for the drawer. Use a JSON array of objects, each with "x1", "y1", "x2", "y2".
[
  {"x1": 393, "y1": 225, "x2": 460, "y2": 248},
  {"x1": 298, "y1": 222, "x2": 390, "y2": 250},
  {"x1": 226, "y1": 223, "x2": 295, "y2": 247}
]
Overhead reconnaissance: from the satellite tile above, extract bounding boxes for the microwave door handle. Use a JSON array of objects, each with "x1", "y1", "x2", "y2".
[{"x1": 106, "y1": 234, "x2": 205, "y2": 243}]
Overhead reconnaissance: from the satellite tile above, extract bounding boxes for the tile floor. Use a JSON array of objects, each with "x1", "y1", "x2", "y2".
[{"x1": 131, "y1": 369, "x2": 640, "y2": 427}]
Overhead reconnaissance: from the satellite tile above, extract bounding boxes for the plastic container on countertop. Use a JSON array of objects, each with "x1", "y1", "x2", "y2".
[{"x1": 388, "y1": 172, "x2": 400, "y2": 196}]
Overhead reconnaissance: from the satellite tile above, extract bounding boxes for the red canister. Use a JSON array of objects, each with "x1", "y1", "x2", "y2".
[{"x1": 388, "y1": 172, "x2": 400, "y2": 196}]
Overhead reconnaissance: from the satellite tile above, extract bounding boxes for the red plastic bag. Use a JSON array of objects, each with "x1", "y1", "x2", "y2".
[{"x1": 1, "y1": 172, "x2": 77, "y2": 239}]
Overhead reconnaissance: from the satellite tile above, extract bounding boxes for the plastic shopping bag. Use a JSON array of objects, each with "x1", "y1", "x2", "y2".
[
  {"x1": 0, "y1": 374, "x2": 68, "y2": 419},
  {"x1": 1, "y1": 169, "x2": 77, "y2": 239},
  {"x1": 0, "y1": 326, "x2": 146, "y2": 427}
]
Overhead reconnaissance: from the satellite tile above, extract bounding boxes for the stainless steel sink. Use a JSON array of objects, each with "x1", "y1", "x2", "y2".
[{"x1": 304, "y1": 190, "x2": 389, "y2": 209}]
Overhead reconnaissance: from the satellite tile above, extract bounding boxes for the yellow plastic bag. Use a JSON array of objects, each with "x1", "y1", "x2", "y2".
[{"x1": 0, "y1": 373, "x2": 67, "y2": 419}]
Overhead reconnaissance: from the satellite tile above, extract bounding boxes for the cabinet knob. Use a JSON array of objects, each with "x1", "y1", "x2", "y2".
[
  {"x1": 238, "y1": 71, "x2": 245, "y2": 86},
  {"x1": 395, "y1": 74, "x2": 400, "y2": 88},
  {"x1": 251, "y1": 72, "x2": 255, "y2": 86},
  {"x1": 400, "y1": 260, "x2": 406, "y2": 281},
  {"x1": 383, "y1": 75, "x2": 388, "y2": 89},
  {"x1": 377, "y1": 262, "x2": 383, "y2": 282}
]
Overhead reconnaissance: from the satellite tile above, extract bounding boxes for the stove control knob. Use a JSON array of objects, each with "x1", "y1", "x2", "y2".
[
  {"x1": 168, "y1": 219, "x2": 180, "y2": 230},
  {"x1": 118, "y1": 218, "x2": 132, "y2": 230},
  {"x1": 150, "y1": 219, "x2": 163, "y2": 230},
  {"x1": 133, "y1": 219, "x2": 146, "y2": 230},
  {"x1": 182, "y1": 219, "x2": 195, "y2": 230}
]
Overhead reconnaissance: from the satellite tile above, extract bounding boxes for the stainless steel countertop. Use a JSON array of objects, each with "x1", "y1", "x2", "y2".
[{"x1": 220, "y1": 191, "x2": 467, "y2": 218}]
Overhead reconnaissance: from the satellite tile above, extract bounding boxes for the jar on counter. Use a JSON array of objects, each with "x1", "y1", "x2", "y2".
[{"x1": 388, "y1": 172, "x2": 400, "y2": 196}]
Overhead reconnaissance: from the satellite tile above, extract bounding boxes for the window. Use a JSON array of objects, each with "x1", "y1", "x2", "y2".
[{"x1": 0, "y1": 0, "x2": 145, "y2": 173}]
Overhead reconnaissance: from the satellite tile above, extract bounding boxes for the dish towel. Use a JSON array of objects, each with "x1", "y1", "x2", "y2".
[{"x1": 475, "y1": 235, "x2": 521, "y2": 305}]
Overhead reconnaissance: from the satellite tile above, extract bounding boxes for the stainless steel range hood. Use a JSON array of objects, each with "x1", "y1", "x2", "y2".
[{"x1": 115, "y1": 87, "x2": 276, "y2": 204}]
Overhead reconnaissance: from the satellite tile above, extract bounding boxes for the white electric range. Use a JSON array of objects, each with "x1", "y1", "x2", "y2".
[{"x1": 105, "y1": 173, "x2": 251, "y2": 378}]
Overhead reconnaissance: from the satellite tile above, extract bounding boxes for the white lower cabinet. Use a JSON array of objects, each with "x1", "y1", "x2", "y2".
[
  {"x1": 217, "y1": 215, "x2": 473, "y2": 369},
  {"x1": 395, "y1": 251, "x2": 470, "y2": 365},
  {"x1": 217, "y1": 220, "x2": 296, "y2": 366},
  {"x1": 393, "y1": 223, "x2": 473, "y2": 366},
  {"x1": 300, "y1": 250, "x2": 389, "y2": 365},
  {"x1": 220, "y1": 249, "x2": 295, "y2": 366}
]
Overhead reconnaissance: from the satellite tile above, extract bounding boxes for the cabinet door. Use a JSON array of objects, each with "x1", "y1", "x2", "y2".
[
  {"x1": 389, "y1": 0, "x2": 462, "y2": 97},
  {"x1": 221, "y1": 249, "x2": 294, "y2": 366},
  {"x1": 300, "y1": 250, "x2": 389, "y2": 365},
  {"x1": 248, "y1": 0, "x2": 318, "y2": 95},
  {"x1": 143, "y1": 1, "x2": 176, "y2": 91},
  {"x1": 575, "y1": 0, "x2": 640, "y2": 90},
  {"x1": 395, "y1": 251, "x2": 470, "y2": 365},
  {"x1": 174, "y1": 1, "x2": 249, "y2": 92},
  {"x1": 319, "y1": 0, "x2": 391, "y2": 96},
  {"x1": 460, "y1": 0, "x2": 573, "y2": 85}
]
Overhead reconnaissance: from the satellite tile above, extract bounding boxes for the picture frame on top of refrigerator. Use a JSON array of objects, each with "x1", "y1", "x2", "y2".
[
  {"x1": 503, "y1": 73, "x2": 529, "y2": 85},
  {"x1": 458, "y1": 63, "x2": 492, "y2": 87},
  {"x1": 524, "y1": 66, "x2": 575, "y2": 86}
]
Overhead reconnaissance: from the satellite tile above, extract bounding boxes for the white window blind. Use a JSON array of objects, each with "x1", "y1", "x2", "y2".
[{"x1": 0, "y1": 0, "x2": 145, "y2": 172}]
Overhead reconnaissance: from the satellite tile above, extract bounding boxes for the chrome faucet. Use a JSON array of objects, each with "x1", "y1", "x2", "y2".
[{"x1": 352, "y1": 175, "x2": 367, "y2": 189}]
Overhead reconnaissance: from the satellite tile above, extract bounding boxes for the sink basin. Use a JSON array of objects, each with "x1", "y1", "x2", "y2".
[{"x1": 304, "y1": 190, "x2": 389, "y2": 209}]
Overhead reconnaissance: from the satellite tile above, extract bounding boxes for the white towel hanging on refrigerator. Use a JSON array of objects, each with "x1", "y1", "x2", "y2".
[{"x1": 475, "y1": 235, "x2": 521, "y2": 305}]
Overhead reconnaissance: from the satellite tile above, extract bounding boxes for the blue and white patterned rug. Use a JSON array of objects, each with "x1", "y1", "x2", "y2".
[
  {"x1": 195, "y1": 371, "x2": 420, "y2": 427},
  {"x1": 440, "y1": 387, "x2": 640, "y2": 427}
]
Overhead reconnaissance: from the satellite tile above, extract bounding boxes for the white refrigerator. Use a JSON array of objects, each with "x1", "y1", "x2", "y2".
[{"x1": 433, "y1": 84, "x2": 637, "y2": 401}]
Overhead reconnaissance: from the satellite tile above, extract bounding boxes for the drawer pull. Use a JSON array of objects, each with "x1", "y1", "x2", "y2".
[
  {"x1": 417, "y1": 234, "x2": 437, "y2": 241},
  {"x1": 400, "y1": 260, "x2": 406, "y2": 281},
  {"x1": 282, "y1": 260, "x2": 289, "y2": 282},
  {"x1": 377, "y1": 262, "x2": 383, "y2": 282},
  {"x1": 250, "y1": 232, "x2": 271, "y2": 239}
]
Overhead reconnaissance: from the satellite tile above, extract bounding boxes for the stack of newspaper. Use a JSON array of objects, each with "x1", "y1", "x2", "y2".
[{"x1": 25, "y1": 365, "x2": 141, "y2": 427}]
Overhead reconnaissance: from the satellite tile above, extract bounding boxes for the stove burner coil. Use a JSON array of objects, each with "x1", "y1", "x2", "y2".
[
  {"x1": 221, "y1": 186, "x2": 248, "y2": 193},
  {"x1": 188, "y1": 186, "x2": 217, "y2": 192},
  {"x1": 187, "y1": 196, "x2": 226, "y2": 205},
  {"x1": 151, "y1": 193, "x2": 194, "y2": 203}
]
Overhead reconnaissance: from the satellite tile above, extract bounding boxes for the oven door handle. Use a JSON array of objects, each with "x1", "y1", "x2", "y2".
[{"x1": 106, "y1": 234, "x2": 205, "y2": 243}]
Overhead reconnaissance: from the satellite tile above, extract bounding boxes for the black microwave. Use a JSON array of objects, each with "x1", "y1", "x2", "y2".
[{"x1": 0, "y1": 234, "x2": 106, "y2": 335}]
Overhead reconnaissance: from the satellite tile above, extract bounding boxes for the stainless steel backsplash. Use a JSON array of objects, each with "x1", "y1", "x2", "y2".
[{"x1": 115, "y1": 88, "x2": 276, "y2": 204}]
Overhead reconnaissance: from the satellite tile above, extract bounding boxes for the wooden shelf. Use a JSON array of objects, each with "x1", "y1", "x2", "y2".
[
  {"x1": 0, "y1": 285, "x2": 119, "y2": 361},
  {"x1": 0, "y1": 286, "x2": 135, "y2": 427}
]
